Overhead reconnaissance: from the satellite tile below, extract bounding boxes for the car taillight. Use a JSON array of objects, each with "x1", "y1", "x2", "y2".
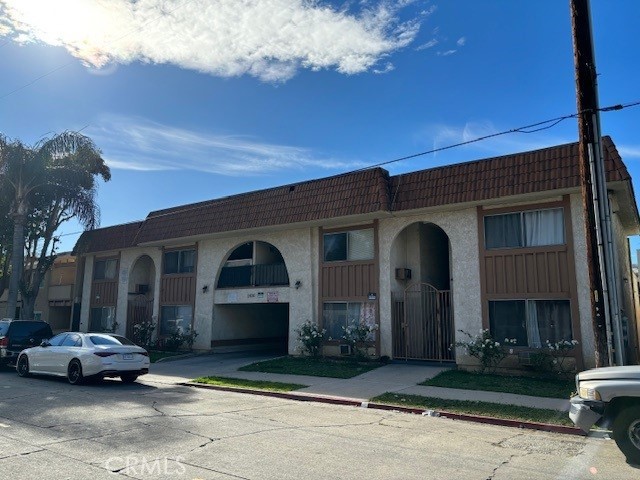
[
  {"x1": 94, "y1": 351, "x2": 117, "y2": 357},
  {"x1": 139, "y1": 351, "x2": 149, "y2": 357},
  {"x1": 0, "y1": 337, "x2": 7, "y2": 347}
]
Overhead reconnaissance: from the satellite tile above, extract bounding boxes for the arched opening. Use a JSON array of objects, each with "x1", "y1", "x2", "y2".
[
  {"x1": 213, "y1": 241, "x2": 289, "y2": 354},
  {"x1": 126, "y1": 255, "x2": 156, "y2": 340},
  {"x1": 390, "y1": 222, "x2": 453, "y2": 361},
  {"x1": 217, "y1": 241, "x2": 289, "y2": 288}
]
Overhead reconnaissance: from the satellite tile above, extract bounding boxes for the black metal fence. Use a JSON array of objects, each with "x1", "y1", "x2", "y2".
[{"x1": 217, "y1": 263, "x2": 289, "y2": 288}]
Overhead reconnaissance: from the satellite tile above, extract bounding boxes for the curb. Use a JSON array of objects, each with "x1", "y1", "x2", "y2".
[
  {"x1": 181, "y1": 381, "x2": 584, "y2": 436},
  {"x1": 154, "y1": 352, "x2": 203, "y2": 363}
]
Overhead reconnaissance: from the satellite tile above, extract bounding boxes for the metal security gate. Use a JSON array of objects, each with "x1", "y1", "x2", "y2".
[
  {"x1": 126, "y1": 295, "x2": 153, "y2": 340},
  {"x1": 393, "y1": 283, "x2": 454, "y2": 362}
]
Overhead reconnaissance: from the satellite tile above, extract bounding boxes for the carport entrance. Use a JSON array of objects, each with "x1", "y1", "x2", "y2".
[{"x1": 212, "y1": 303, "x2": 289, "y2": 354}]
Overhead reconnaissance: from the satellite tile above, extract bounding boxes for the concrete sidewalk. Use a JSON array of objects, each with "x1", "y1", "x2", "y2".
[{"x1": 144, "y1": 352, "x2": 571, "y2": 412}]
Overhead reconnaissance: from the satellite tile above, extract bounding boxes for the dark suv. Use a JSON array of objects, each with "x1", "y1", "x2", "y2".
[{"x1": 0, "y1": 319, "x2": 53, "y2": 366}]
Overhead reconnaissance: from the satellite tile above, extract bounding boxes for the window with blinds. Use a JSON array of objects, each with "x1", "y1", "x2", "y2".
[{"x1": 323, "y1": 228, "x2": 374, "y2": 262}]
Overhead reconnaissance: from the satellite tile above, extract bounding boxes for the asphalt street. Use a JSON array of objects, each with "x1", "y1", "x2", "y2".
[{"x1": 0, "y1": 359, "x2": 637, "y2": 480}]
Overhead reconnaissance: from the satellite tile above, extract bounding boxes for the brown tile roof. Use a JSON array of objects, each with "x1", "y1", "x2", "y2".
[
  {"x1": 134, "y1": 168, "x2": 391, "y2": 244},
  {"x1": 389, "y1": 136, "x2": 631, "y2": 211},
  {"x1": 74, "y1": 137, "x2": 637, "y2": 253},
  {"x1": 73, "y1": 222, "x2": 143, "y2": 255}
]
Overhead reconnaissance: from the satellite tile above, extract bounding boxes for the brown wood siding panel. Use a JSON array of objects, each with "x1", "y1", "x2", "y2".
[
  {"x1": 515, "y1": 255, "x2": 526, "y2": 292},
  {"x1": 321, "y1": 263, "x2": 375, "y2": 299},
  {"x1": 90, "y1": 282, "x2": 118, "y2": 306},
  {"x1": 525, "y1": 254, "x2": 537, "y2": 293},
  {"x1": 485, "y1": 258, "x2": 495, "y2": 295},
  {"x1": 483, "y1": 250, "x2": 571, "y2": 297},
  {"x1": 504, "y1": 256, "x2": 514, "y2": 294},
  {"x1": 160, "y1": 276, "x2": 196, "y2": 304},
  {"x1": 535, "y1": 252, "x2": 548, "y2": 293},
  {"x1": 558, "y1": 251, "x2": 570, "y2": 293},
  {"x1": 494, "y1": 256, "x2": 504, "y2": 293}
]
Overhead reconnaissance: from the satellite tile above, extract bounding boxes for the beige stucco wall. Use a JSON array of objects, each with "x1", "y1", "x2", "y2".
[
  {"x1": 378, "y1": 208, "x2": 482, "y2": 359},
  {"x1": 194, "y1": 227, "x2": 316, "y2": 352},
  {"x1": 570, "y1": 192, "x2": 640, "y2": 367},
  {"x1": 611, "y1": 201, "x2": 638, "y2": 363},
  {"x1": 570, "y1": 193, "x2": 597, "y2": 368}
]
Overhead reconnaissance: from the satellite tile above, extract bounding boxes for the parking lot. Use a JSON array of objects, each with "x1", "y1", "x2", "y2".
[{"x1": 0, "y1": 357, "x2": 637, "y2": 479}]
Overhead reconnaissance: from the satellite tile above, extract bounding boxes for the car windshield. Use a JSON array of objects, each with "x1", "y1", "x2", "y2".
[
  {"x1": 89, "y1": 335, "x2": 135, "y2": 346},
  {"x1": 0, "y1": 322, "x2": 9, "y2": 336}
]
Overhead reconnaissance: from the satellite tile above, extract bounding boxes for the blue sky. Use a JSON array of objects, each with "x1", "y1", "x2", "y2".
[{"x1": 0, "y1": 0, "x2": 638, "y2": 256}]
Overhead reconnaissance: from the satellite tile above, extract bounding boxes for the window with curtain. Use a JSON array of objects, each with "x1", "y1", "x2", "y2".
[
  {"x1": 484, "y1": 208, "x2": 564, "y2": 249},
  {"x1": 94, "y1": 259, "x2": 117, "y2": 280},
  {"x1": 489, "y1": 299, "x2": 572, "y2": 348},
  {"x1": 164, "y1": 249, "x2": 196, "y2": 274},
  {"x1": 322, "y1": 302, "x2": 377, "y2": 340},
  {"x1": 160, "y1": 305, "x2": 193, "y2": 335},
  {"x1": 323, "y1": 228, "x2": 374, "y2": 262}
]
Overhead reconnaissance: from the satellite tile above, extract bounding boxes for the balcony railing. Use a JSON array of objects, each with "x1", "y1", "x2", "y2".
[{"x1": 218, "y1": 263, "x2": 289, "y2": 288}]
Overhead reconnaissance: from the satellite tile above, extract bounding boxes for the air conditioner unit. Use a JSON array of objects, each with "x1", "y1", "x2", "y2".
[
  {"x1": 136, "y1": 284, "x2": 149, "y2": 294},
  {"x1": 339, "y1": 344, "x2": 352, "y2": 356},
  {"x1": 395, "y1": 268, "x2": 412, "y2": 280}
]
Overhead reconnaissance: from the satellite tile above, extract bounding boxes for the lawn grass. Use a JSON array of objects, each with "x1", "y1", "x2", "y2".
[
  {"x1": 192, "y1": 376, "x2": 307, "y2": 392},
  {"x1": 371, "y1": 392, "x2": 573, "y2": 426},
  {"x1": 148, "y1": 350, "x2": 186, "y2": 363},
  {"x1": 421, "y1": 370, "x2": 574, "y2": 399},
  {"x1": 239, "y1": 356, "x2": 383, "y2": 379}
]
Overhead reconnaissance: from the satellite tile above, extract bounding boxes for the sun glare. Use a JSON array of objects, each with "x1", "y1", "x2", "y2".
[{"x1": 4, "y1": 0, "x2": 118, "y2": 66}]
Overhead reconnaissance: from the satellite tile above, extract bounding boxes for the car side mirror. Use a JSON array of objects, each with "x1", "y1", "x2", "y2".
[{"x1": 40, "y1": 340, "x2": 51, "y2": 347}]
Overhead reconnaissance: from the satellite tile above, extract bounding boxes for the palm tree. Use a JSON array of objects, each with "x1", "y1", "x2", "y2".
[{"x1": 0, "y1": 132, "x2": 110, "y2": 319}]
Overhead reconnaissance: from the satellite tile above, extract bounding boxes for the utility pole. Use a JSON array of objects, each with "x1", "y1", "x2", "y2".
[{"x1": 570, "y1": 0, "x2": 624, "y2": 366}]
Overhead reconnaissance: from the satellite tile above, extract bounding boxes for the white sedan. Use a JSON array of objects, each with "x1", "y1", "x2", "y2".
[{"x1": 16, "y1": 332, "x2": 150, "y2": 385}]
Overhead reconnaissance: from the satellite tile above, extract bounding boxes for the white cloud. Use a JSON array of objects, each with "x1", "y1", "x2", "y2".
[
  {"x1": 456, "y1": 36, "x2": 466, "y2": 46},
  {"x1": 619, "y1": 145, "x2": 640, "y2": 159},
  {"x1": 373, "y1": 62, "x2": 395, "y2": 74},
  {"x1": 420, "y1": 5, "x2": 437, "y2": 16},
  {"x1": 437, "y1": 49, "x2": 456, "y2": 56},
  {"x1": 0, "y1": 0, "x2": 420, "y2": 82},
  {"x1": 416, "y1": 38, "x2": 438, "y2": 50},
  {"x1": 89, "y1": 115, "x2": 366, "y2": 175}
]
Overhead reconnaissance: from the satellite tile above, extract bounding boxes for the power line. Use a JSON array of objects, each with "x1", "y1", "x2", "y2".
[
  {"x1": 42, "y1": 98, "x2": 640, "y2": 247},
  {"x1": 353, "y1": 99, "x2": 640, "y2": 172},
  {"x1": 96, "y1": 100, "x2": 640, "y2": 225}
]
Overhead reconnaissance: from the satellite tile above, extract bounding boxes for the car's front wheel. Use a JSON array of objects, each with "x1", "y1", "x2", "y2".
[
  {"x1": 120, "y1": 374, "x2": 138, "y2": 384},
  {"x1": 16, "y1": 355, "x2": 29, "y2": 377},
  {"x1": 67, "y1": 359, "x2": 84, "y2": 385},
  {"x1": 613, "y1": 405, "x2": 640, "y2": 465}
]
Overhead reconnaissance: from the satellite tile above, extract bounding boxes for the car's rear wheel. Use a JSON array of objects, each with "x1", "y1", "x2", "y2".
[
  {"x1": 16, "y1": 355, "x2": 29, "y2": 377},
  {"x1": 120, "y1": 374, "x2": 138, "y2": 384},
  {"x1": 613, "y1": 405, "x2": 640, "y2": 465},
  {"x1": 67, "y1": 359, "x2": 84, "y2": 385}
]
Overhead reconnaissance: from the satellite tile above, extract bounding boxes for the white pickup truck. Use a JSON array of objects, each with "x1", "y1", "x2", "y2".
[{"x1": 570, "y1": 366, "x2": 640, "y2": 464}]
